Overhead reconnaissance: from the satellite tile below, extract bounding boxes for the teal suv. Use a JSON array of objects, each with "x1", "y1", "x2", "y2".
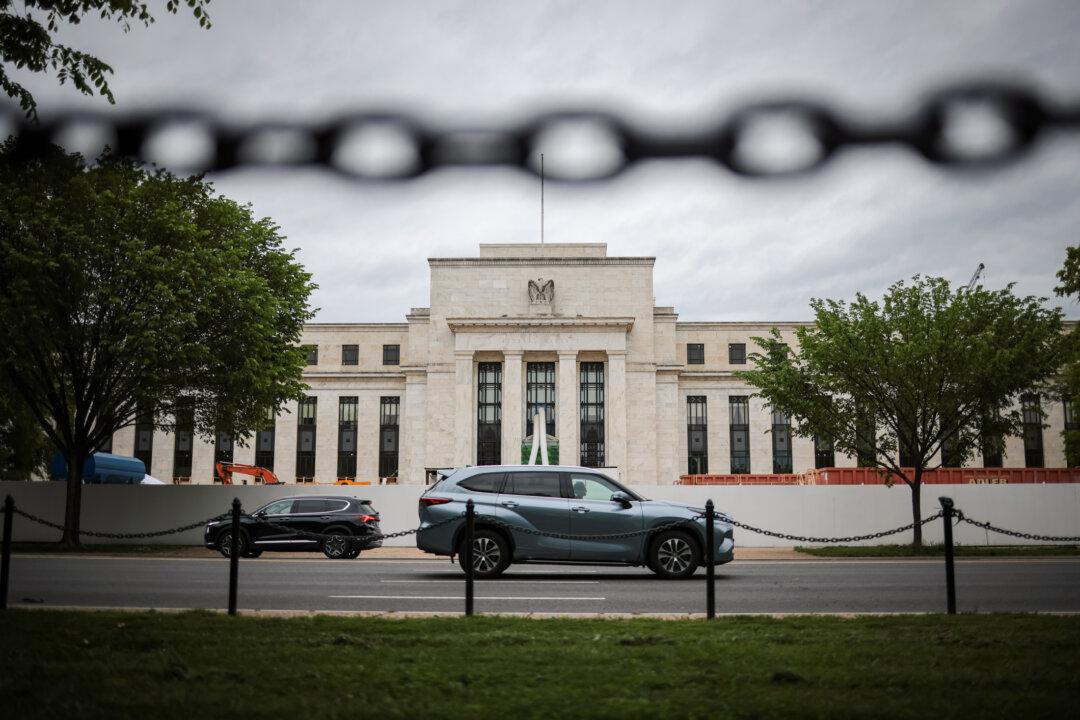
[{"x1": 416, "y1": 465, "x2": 734, "y2": 579}]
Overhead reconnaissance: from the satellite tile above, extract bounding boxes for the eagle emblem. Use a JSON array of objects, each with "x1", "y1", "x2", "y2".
[{"x1": 528, "y1": 278, "x2": 555, "y2": 303}]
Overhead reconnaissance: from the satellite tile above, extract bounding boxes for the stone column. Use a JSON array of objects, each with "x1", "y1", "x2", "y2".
[
  {"x1": 315, "y1": 392, "x2": 339, "y2": 483},
  {"x1": 454, "y1": 352, "x2": 474, "y2": 466},
  {"x1": 274, "y1": 400, "x2": 298, "y2": 482},
  {"x1": 502, "y1": 351, "x2": 524, "y2": 464},
  {"x1": 557, "y1": 352, "x2": 578, "y2": 466},
  {"x1": 607, "y1": 351, "x2": 628, "y2": 478},
  {"x1": 401, "y1": 372, "x2": 428, "y2": 484}
]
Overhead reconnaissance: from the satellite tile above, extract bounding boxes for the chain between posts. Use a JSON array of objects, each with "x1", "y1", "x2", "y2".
[
  {"x1": 715, "y1": 511, "x2": 945, "y2": 544},
  {"x1": 6, "y1": 80, "x2": 1080, "y2": 180},
  {"x1": 954, "y1": 512, "x2": 1080, "y2": 543},
  {"x1": 11, "y1": 507, "x2": 229, "y2": 539}
]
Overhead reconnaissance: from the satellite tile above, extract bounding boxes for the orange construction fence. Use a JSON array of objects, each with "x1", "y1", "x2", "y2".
[{"x1": 678, "y1": 467, "x2": 1080, "y2": 486}]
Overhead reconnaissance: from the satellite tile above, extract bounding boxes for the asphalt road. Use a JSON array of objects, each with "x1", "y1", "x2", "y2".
[{"x1": 8, "y1": 555, "x2": 1080, "y2": 614}]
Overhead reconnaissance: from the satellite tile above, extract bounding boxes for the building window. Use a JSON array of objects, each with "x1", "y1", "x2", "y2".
[
  {"x1": 687, "y1": 343, "x2": 704, "y2": 365},
  {"x1": 133, "y1": 406, "x2": 154, "y2": 471},
  {"x1": 814, "y1": 435, "x2": 834, "y2": 468},
  {"x1": 379, "y1": 397, "x2": 400, "y2": 478},
  {"x1": 981, "y1": 427, "x2": 1004, "y2": 468},
  {"x1": 477, "y1": 363, "x2": 502, "y2": 465},
  {"x1": 941, "y1": 432, "x2": 963, "y2": 467},
  {"x1": 526, "y1": 362, "x2": 556, "y2": 439},
  {"x1": 580, "y1": 362, "x2": 606, "y2": 467},
  {"x1": 383, "y1": 344, "x2": 400, "y2": 365},
  {"x1": 255, "y1": 408, "x2": 275, "y2": 471},
  {"x1": 305, "y1": 345, "x2": 318, "y2": 365},
  {"x1": 1065, "y1": 399, "x2": 1079, "y2": 432},
  {"x1": 728, "y1": 343, "x2": 746, "y2": 365},
  {"x1": 342, "y1": 344, "x2": 359, "y2": 366},
  {"x1": 899, "y1": 438, "x2": 916, "y2": 468},
  {"x1": 1022, "y1": 393, "x2": 1044, "y2": 468},
  {"x1": 855, "y1": 406, "x2": 876, "y2": 468},
  {"x1": 729, "y1": 396, "x2": 750, "y2": 473},
  {"x1": 172, "y1": 401, "x2": 194, "y2": 481},
  {"x1": 771, "y1": 408, "x2": 793, "y2": 474},
  {"x1": 687, "y1": 396, "x2": 708, "y2": 474},
  {"x1": 337, "y1": 396, "x2": 358, "y2": 479},
  {"x1": 214, "y1": 430, "x2": 234, "y2": 482},
  {"x1": 296, "y1": 396, "x2": 317, "y2": 481}
]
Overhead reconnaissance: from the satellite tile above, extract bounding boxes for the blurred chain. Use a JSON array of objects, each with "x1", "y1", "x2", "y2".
[
  {"x1": 713, "y1": 511, "x2": 943, "y2": 544},
  {"x1": 13, "y1": 507, "x2": 229, "y2": 539},
  {"x1": 486, "y1": 516, "x2": 703, "y2": 541},
  {"x1": 955, "y1": 511, "x2": 1080, "y2": 543},
  {"x1": 5, "y1": 80, "x2": 1080, "y2": 180},
  {"x1": 254, "y1": 513, "x2": 462, "y2": 544}
]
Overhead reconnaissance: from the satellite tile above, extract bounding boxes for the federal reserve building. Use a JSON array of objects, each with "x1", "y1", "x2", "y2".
[{"x1": 105, "y1": 242, "x2": 1070, "y2": 485}]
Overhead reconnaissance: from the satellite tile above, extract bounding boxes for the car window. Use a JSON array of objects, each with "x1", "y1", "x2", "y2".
[
  {"x1": 261, "y1": 499, "x2": 295, "y2": 515},
  {"x1": 457, "y1": 472, "x2": 505, "y2": 493},
  {"x1": 505, "y1": 471, "x2": 562, "y2": 498},
  {"x1": 292, "y1": 499, "x2": 329, "y2": 514},
  {"x1": 569, "y1": 473, "x2": 626, "y2": 501},
  {"x1": 325, "y1": 500, "x2": 350, "y2": 512}
]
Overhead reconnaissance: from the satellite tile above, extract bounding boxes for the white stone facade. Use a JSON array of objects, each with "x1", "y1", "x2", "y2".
[{"x1": 113, "y1": 243, "x2": 1072, "y2": 484}]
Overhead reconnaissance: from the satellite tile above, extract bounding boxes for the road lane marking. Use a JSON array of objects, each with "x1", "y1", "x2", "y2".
[
  {"x1": 329, "y1": 595, "x2": 606, "y2": 601},
  {"x1": 381, "y1": 579, "x2": 599, "y2": 584}
]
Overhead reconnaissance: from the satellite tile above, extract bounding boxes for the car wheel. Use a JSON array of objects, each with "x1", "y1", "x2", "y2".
[
  {"x1": 648, "y1": 530, "x2": 700, "y2": 579},
  {"x1": 242, "y1": 548, "x2": 263, "y2": 558},
  {"x1": 343, "y1": 548, "x2": 361, "y2": 559},
  {"x1": 322, "y1": 530, "x2": 353, "y2": 559},
  {"x1": 218, "y1": 530, "x2": 248, "y2": 558},
  {"x1": 458, "y1": 530, "x2": 511, "y2": 579}
]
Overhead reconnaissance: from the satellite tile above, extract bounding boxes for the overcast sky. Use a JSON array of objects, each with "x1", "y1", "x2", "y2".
[{"x1": 9, "y1": 0, "x2": 1080, "y2": 322}]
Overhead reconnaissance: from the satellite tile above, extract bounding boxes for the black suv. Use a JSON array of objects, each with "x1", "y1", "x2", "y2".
[{"x1": 205, "y1": 496, "x2": 382, "y2": 559}]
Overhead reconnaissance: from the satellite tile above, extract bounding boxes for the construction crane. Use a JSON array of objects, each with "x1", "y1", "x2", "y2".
[
  {"x1": 966, "y1": 263, "x2": 985, "y2": 291},
  {"x1": 215, "y1": 462, "x2": 282, "y2": 485}
]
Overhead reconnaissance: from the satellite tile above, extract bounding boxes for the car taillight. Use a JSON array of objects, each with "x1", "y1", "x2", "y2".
[
  {"x1": 420, "y1": 497, "x2": 452, "y2": 506},
  {"x1": 358, "y1": 514, "x2": 377, "y2": 523}
]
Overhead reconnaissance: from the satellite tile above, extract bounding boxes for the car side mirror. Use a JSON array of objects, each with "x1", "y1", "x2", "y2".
[
  {"x1": 610, "y1": 491, "x2": 633, "y2": 508},
  {"x1": 254, "y1": 511, "x2": 266, "y2": 519}
]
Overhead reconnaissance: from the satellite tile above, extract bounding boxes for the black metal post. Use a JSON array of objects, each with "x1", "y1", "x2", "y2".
[
  {"x1": 1, "y1": 495, "x2": 13, "y2": 610},
  {"x1": 705, "y1": 499, "x2": 715, "y2": 619},
  {"x1": 939, "y1": 496, "x2": 956, "y2": 615},
  {"x1": 465, "y1": 499, "x2": 475, "y2": 617},
  {"x1": 228, "y1": 497, "x2": 241, "y2": 616}
]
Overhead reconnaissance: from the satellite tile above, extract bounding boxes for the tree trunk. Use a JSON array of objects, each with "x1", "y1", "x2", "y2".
[
  {"x1": 61, "y1": 447, "x2": 86, "y2": 547},
  {"x1": 910, "y1": 467, "x2": 923, "y2": 548}
]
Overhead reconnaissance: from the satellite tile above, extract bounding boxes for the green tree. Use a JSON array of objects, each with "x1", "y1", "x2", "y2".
[
  {"x1": 0, "y1": 141, "x2": 315, "y2": 545},
  {"x1": 0, "y1": 374, "x2": 50, "y2": 480},
  {"x1": 1055, "y1": 245, "x2": 1080, "y2": 466},
  {"x1": 737, "y1": 276, "x2": 1065, "y2": 546},
  {"x1": 1, "y1": 0, "x2": 210, "y2": 120}
]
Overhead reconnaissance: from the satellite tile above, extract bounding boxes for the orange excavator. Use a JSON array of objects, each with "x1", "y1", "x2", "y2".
[{"x1": 215, "y1": 462, "x2": 283, "y2": 485}]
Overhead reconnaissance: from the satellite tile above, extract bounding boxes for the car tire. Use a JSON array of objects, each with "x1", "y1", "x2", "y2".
[
  {"x1": 648, "y1": 530, "x2": 700, "y2": 579},
  {"x1": 458, "y1": 530, "x2": 511, "y2": 579},
  {"x1": 343, "y1": 548, "x2": 361, "y2": 559},
  {"x1": 322, "y1": 529, "x2": 353, "y2": 559},
  {"x1": 242, "y1": 548, "x2": 263, "y2": 559},
  {"x1": 217, "y1": 530, "x2": 248, "y2": 559}
]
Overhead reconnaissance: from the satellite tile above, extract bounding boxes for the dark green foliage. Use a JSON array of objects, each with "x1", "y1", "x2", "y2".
[
  {"x1": 1055, "y1": 246, "x2": 1080, "y2": 466},
  {"x1": 1, "y1": 611, "x2": 1078, "y2": 719},
  {"x1": 737, "y1": 276, "x2": 1065, "y2": 545},
  {"x1": 0, "y1": 0, "x2": 211, "y2": 119},
  {"x1": 0, "y1": 141, "x2": 315, "y2": 542}
]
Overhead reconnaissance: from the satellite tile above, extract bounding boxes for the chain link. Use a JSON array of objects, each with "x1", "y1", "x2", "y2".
[
  {"x1": 253, "y1": 513, "x2": 463, "y2": 544},
  {"x1": 713, "y1": 511, "x2": 944, "y2": 544},
  {"x1": 13, "y1": 507, "x2": 229, "y2": 539},
  {"x1": 955, "y1": 511, "x2": 1080, "y2": 543},
  {"x1": 484, "y1": 516, "x2": 704, "y2": 542},
  {"x1": 6, "y1": 80, "x2": 1080, "y2": 179}
]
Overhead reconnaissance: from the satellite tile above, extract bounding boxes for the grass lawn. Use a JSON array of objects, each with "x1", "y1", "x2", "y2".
[
  {"x1": 795, "y1": 544, "x2": 1080, "y2": 558},
  {"x1": 1, "y1": 611, "x2": 1078, "y2": 719}
]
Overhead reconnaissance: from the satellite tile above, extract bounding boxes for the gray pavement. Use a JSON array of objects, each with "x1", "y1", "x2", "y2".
[{"x1": 8, "y1": 554, "x2": 1080, "y2": 614}]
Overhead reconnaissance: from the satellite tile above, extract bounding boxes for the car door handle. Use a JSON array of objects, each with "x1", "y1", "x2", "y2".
[
  {"x1": 571, "y1": 506, "x2": 590, "y2": 513},
  {"x1": 500, "y1": 501, "x2": 519, "y2": 508}
]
